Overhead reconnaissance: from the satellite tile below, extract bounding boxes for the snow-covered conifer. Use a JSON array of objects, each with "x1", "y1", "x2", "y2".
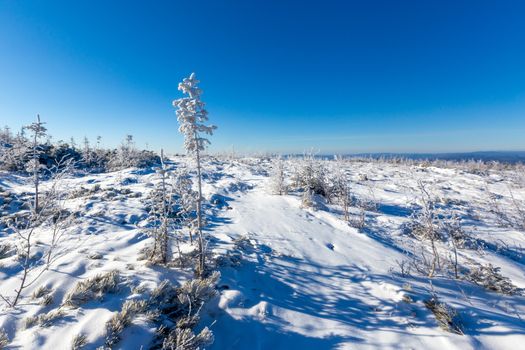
[
  {"x1": 146, "y1": 150, "x2": 175, "y2": 264},
  {"x1": 270, "y1": 156, "x2": 288, "y2": 195},
  {"x1": 172, "y1": 167, "x2": 198, "y2": 244},
  {"x1": 23, "y1": 115, "x2": 47, "y2": 213},
  {"x1": 332, "y1": 158, "x2": 351, "y2": 221},
  {"x1": 173, "y1": 73, "x2": 216, "y2": 276}
]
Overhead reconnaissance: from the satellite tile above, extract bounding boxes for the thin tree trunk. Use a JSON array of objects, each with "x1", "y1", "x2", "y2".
[
  {"x1": 33, "y1": 125, "x2": 39, "y2": 213},
  {"x1": 13, "y1": 228, "x2": 34, "y2": 307},
  {"x1": 195, "y1": 144, "x2": 205, "y2": 276}
]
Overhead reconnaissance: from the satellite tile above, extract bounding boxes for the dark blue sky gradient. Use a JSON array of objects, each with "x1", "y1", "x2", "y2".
[{"x1": 1, "y1": 0, "x2": 524, "y2": 153}]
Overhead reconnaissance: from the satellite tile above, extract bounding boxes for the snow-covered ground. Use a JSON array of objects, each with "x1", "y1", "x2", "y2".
[{"x1": 1, "y1": 156, "x2": 525, "y2": 349}]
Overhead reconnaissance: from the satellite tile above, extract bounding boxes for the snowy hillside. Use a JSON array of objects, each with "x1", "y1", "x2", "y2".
[{"x1": 1, "y1": 156, "x2": 525, "y2": 349}]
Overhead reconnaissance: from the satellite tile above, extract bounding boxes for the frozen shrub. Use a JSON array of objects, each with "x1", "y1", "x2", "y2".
[
  {"x1": 161, "y1": 326, "x2": 213, "y2": 350},
  {"x1": 24, "y1": 309, "x2": 64, "y2": 328},
  {"x1": 63, "y1": 270, "x2": 120, "y2": 307},
  {"x1": 148, "y1": 274, "x2": 219, "y2": 349},
  {"x1": 466, "y1": 263, "x2": 522, "y2": 295},
  {"x1": 40, "y1": 294, "x2": 54, "y2": 306},
  {"x1": 31, "y1": 285, "x2": 51, "y2": 300},
  {"x1": 331, "y1": 160, "x2": 351, "y2": 221},
  {"x1": 88, "y1": 252, "x2": 103, "y2": 260},
  {"x1": 105, "y1": 299, "x2": 148, "y2": 348},
  {"x1": 301, "y1": 189, "x2": 316, "y2": 209},
  {"x1": 145, "y1": 151, "x2": 176, "y2": 264},
  {"x1": 292, "y1": 154, "x2": 330, "y2": 200},
  {"x1": 0, "y1": 242, "x2": 14, "y2": 259},
  {"x1": 71, "y1": 333, "x2": 87, "y2": 350},
  {"x1": 178, "y1": 271, "x2": 220, "y2": 312},
  {"x1": 405, "y1": 181, "x2": 445, "y2": 278},
  {"x1": 31, "y1": 285, "x2": 53, "y2": 305},
  {"x1": 269, "y1": 157, "x2": 288, "y2": 195},
  {"x1": 424, "y1": 296, "x2": 463, "y2": 334},
  {"x1": 149, "y1": 280, "x2": 180, "y2": 314},
  {"x1": 0, "y1": 329, "x2": 8, "y2": 349}
]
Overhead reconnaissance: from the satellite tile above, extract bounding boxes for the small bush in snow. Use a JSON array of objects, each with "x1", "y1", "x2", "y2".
[
  {"x1": 24, "y1": 309, "x2": 64, "y2": 328},
  {"x1": 40, "y1": 294, "x2": 54, "y2": 306},
  {"x1": 105, "y1": 299, "x2": 148, "y2": 348},
  {"x1": 63, "y1": 270, "x2": 120, "y2": 307},
  {"x1": 31, "y1": 285, "x2": 53, "y2": 305},
  {"x1": 0, "y1": 242, "x2": 15, "y2": 259},
  {"x1": 331, "y1": 160, "x2": 351, "y2": 221},
  {"x1": 145, "y1": 151, "x2": 177, "y2": 264},
  {"x1": 149, "y1": 280, "x2": 180, "y2": 316},
  {"x1": 148, "y1": 273, "x2": 219, "y2": 349},
  {"x1": 424, "y1": 296, "x2": 463, "y2": 335},
  {"x1": 178, "y1": 271, "x2": 219, "y2": 312},
  {"x1": 292, "y1": 154, "x2": 330, "y2": 201},
  {"x1": 106, "y1": 135, "x2": 160, "y2": 171},
  {"x1": 71, "y1": 333, "x2": 87, "y2": 350},
  {"x1": 0, "y1": 329, "x2": 8, "y2": 349},
  {"x1": 161, "y1": 326, "x2": 213, "y2": 350},
  {"x1": 466, "y1": 263, "x2": 522, "y2": 295},
  {"x1": 405, "y1": 181, "x2": 446, "y2": 278},
  {"x1": 269, "y1": 157, "x2": 288, "y2": 195},
  {"x1": 31, "y1": 285, "x2": 51, "y2": 300},
  {"x1": 88, "y1": 252, "x2": 103, "y2": 260}
]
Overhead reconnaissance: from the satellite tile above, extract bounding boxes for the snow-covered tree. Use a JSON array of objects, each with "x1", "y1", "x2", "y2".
[
  {"x1": 173, "y1": 73, "x2": 216, "y2": 276},
  {"x1": 332, "y1": 158, "x2": 351, "y2": 221},
  {"x1": 270, "y1": 156, "x2": 288, "y2": 195},
  {"x1": 146, "y1": 150, "x2": 174, "y2": 264},
  {"x1": 172, "y1": 167, "x2": 198, "y2": 244},
  {"x1": 23, "y1": 115, "x2": 47, "y2": 213}
]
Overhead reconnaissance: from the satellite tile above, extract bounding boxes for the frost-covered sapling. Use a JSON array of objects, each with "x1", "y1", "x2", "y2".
[
  {"x1": 332, "y1": 159, "x2": 351, "y2": 221},
  {"x1": 441, "y1": 214, "x2": 467, "y2": 279},
  {"x1": 146, "y1": 150, "x2": 176, "y2": 264},
  {"x1": 173, "y1": 73, "x2": 217, "y2": 276},
  {"x1": 2, "y1": 156, "x2": 73, "y2": 307},
  {"x1": 408, "y1": 180, "x2": 443, "y2": 278},
  {"x1": 24, "y1": 114, "x2": 47, "y2": 213},
  {"x1": 269, "y1": 156, "x2": 288, "y2": 195},
  {"x1": 291, "y1": 154, "x2": 330, "y2": 208},
  {"x1": 172, "y1": 167, "x2": 197, "y2": 245},
  {"x1": 0, "y1": 126, "x2": 29, "y2": 172}
]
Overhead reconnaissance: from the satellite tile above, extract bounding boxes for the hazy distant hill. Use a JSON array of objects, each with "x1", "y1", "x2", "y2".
[{"x1": 349, "y1": 151, "x2": 525, "y2": 163}]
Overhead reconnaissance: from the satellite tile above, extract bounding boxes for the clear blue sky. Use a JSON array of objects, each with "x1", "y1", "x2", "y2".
[{"x1": 1, "y1": 0, "x2": 524, "y2": 154}]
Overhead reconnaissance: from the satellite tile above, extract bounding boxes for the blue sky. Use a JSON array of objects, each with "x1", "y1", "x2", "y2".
[{"x1": 1, "y1": 0, "x2": 524, "y2": 154}]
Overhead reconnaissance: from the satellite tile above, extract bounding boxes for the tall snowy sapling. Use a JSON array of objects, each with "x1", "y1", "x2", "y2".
[{"x1": 173, "y1": 73, "x2": 217, "y2": 276}]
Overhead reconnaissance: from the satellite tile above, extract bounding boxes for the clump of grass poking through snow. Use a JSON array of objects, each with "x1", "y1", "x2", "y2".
[
  {"x1": 466, "y1": 263, "x2": 523, "y2": 296},
  {"x1": 24, "y1": 309, "x2": 65, "y2": 328},
  {"x1": 148, "y1": 272, "x2": 220, "y2": 349},
  {"x1": 32, "y1": 285, "x2": 51, "y2": 300},
  {"x1": 424, "y1": 297, "x2": 463, "y2": 335},
  {"x1": 0, "y1": 242, "x2": 15, "y2": 259},
  {"x1": 63, "y1": 270, "x2": 120, "y2": 308},
  {"x1": 32, "y1": 285, "x2": 53, "y2": 305},
  {"x1": 177, "y1": 271, "x2": 220, "y2": 311},
  {"x1": 0, "y1": 329, "x2": 8, "y2": 349},
  {"x1": 161, "y1": 326, "x2": 214, "y2": 350},
  {"x1": 71, "y1": 333, "x2": 87, "y2": 350},
  {"x1": 104, "y1": 299, "x2": 148, "y2": 348}
]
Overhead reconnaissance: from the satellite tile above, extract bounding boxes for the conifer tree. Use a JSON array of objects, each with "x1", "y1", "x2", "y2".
[
  {"x1": 23, "y1": 114, "x2": 47, "y2": 213},
  {"x1": 173, "y1": 73, "x2": 216, "y2": 276}
]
